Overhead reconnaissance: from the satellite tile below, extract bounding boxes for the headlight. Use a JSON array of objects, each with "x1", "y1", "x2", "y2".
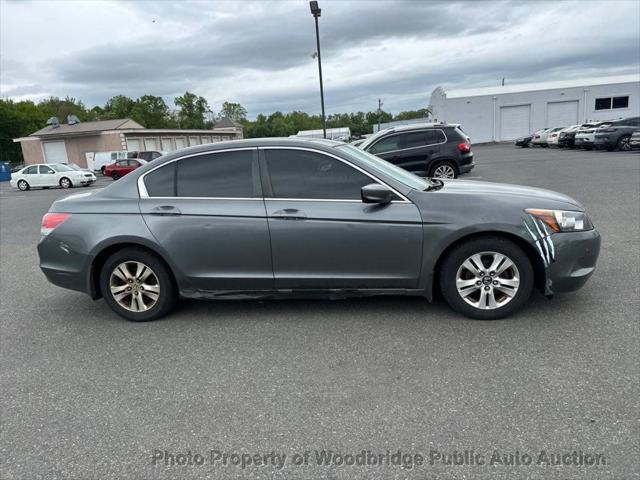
[{"x1": 525, "y1": 208, "x2": 593, "y2": 232}]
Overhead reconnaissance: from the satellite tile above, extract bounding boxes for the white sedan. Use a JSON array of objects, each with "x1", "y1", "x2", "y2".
[{"x1": 10, "y1": 163, "x2": 96, "y2": 191}]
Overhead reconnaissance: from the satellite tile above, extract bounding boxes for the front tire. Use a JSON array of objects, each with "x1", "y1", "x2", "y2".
[
  {"x1": 617, "y1": 135, "x2": 631, "y2": 151},
  {"x1": 99, "y1": 248, "x2": 177, "y2": 321},
  {"x1": 430, "y1": 161, "x2": 458, "y2": 179},
  {"x1": 17, "y1": 179, "x2": 30, "y2": 191},
  {"x1": 111, "y1": 172, "x2": 120, "y2": 180},
  {"x1": 59, "y1": 177, "x2": 72, "y2": 189},
  {"x1": 439, "y1": 237, "x2": 533, "y2": 320}
]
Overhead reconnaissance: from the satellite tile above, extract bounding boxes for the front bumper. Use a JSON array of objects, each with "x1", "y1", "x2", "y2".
[
  {"x1": 593, "y1": 136, "x2": 616, "y2": 149},
  {"x1": 574, "y1": 136, "x2": 595, "y2": 147},
  {"x1": 545, "y1": 229, "x2": 601, "y2": 294}
]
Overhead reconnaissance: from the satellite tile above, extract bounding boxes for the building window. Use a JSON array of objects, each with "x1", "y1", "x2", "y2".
[
  {"x1": 612, "y1": 96, "x2": 629, "y2": 109},
  {"x1": 595, "y1": 96, "x2": 629, "y2": 110}
]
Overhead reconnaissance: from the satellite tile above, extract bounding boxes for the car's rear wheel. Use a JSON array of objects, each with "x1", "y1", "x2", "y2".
[
  {"x1": 59, "y1": 177, "x2": 72, "y2": 188},
  {"x1": 99, "y1": 248, "x2": 177, "y2": 321},
  {"x1": 439, "y1": 237, "x2": 533, "y2": 320},
  {"x1": 111, "y1": 172, "x2": 120, "y2": 180},
  {"x1": 17, "y1": 179, "x2": 30, "y2": 191},
  {"x1": 430, "y1": 161, "x2": 458, "y2": 179},
  {"x1": 100, "y1": 166, "x2": 106, "y2": 175},
  {"x1": 617, "y1": 135, "x2": 631, "y2": 151}
]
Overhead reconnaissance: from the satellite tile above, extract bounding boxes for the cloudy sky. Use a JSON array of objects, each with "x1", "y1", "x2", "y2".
[{"x1": 1, "y1": 0, "x2": 639, "y2": 118}]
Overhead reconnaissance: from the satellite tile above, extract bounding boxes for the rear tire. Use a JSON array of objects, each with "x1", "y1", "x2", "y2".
[
  {"x1": 430, "y1": 161, "x2": 458, "y2": 179},
  {"x1": 439, "y1": 236, "x2": 533, "y2": 320},
  {"x1": 100, "y1": 166, "x2": 106, "y2": 175},
  {"x1": 17, "y1": 179, "x2": 29, "y2": 191},
  {"x1": 99, "y1": 248, "x2": 177, "y2": 322}
]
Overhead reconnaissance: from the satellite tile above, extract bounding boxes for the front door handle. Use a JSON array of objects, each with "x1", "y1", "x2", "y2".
[
  {"x1": 150, "y1": 205, "x2": 181, "y2": 216},
  {"x1": 271, "y1": 208, "x2": 307, "y2": 220}
]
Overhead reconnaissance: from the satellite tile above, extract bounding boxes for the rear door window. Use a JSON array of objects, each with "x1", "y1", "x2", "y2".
[
  {"x1": 400, "y1": 131, "x2": 427, "y2": 149},
  {"x1": 176, "y1": 150, "x2": 254, "y2": 198},
  {"x1": 145, "y1": 164, "x2": 175, "y2": 197},
  {"x1": 425, "y1": 130, "x2": 446, "y2": 144},
  {"x1": 24, "y1": 166, "x2": 38, "y2": 175}
]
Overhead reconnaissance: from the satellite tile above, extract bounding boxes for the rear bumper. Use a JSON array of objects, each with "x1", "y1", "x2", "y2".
[
  {"x1": 38, "y1": 236, "x2": 93, "y2": 295},
  {"x1": 546, "y1": 229, "x2": 601, "y2": 294},
  {"x1": 459, "y1": 161, "x2": 475, "y2": 174}
]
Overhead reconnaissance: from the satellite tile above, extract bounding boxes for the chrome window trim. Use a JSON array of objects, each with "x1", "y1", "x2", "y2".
[
  {"x1": 139, "y1": 145, "x2": 412, "y2": 204},
  {"x1": 138, "y1": 147, "x2": 257, "y2": 198},
  {"x1": 367, "y1": 129, "x2": 448, "y2": 155},
  {"x1": 259, "y1": 146, "x2": 411, "y2": 203}
]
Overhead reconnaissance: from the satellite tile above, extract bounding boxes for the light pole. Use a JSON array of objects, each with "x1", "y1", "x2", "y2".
[{"x1": 310, "y1": 1, "x2": 326, "y2": 139}]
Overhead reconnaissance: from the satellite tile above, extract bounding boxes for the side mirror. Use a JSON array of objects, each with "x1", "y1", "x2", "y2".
[{"x1": 361, "y1": 183, "x2": 394, "y2": 204}]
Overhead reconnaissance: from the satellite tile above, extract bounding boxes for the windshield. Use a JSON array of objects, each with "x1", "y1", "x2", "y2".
[
  {"x1": 336, "y1": 144, "x2": 430, "y2": 191},
  {"x1": 51, "y1": 164, "x2": 74, "y2": 172}
]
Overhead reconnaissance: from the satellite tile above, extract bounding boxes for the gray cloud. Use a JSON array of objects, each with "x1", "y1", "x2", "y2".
[{"x1": 1, "y1": 0, "x2": 639, "y2": 117}]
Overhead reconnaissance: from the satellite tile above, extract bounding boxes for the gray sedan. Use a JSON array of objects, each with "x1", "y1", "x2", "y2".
[{"x1": 38, "y1": 138, "x2": 600, "y2": 321}]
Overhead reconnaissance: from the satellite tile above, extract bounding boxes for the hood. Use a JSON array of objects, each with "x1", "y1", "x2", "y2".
[{"x1": 434, "y1": 179, "x2": 584, "y2": 209}]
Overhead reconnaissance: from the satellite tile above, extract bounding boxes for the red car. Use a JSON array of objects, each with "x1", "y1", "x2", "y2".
[{"x1": 103, "y1": 159, "x2": 147, "y2": 180}]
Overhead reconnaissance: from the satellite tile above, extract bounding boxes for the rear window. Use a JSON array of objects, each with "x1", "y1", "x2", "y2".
[
  {"x1": 176, "y1": 150, "x2": 254, "y2": 198},
  {"x1": 145, "y1": 164, "x2": 175, "y2": 197}
]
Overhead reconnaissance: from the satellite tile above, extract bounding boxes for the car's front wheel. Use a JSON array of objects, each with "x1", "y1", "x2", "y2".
[
  {"x1": 439, "y1": 237, "x2": 533, "y2": 320},
  {"x1": 430, "y1": 161, "x2": 458, "y2": 179},
  {"x1": 99, "y1": 248, "x2": 177, "y2": 321},
  {"x1": 59, "y1": 177, "x2": 72, "y2": 188},
  {"x1": 617, "y1": 135, "x2": 631, "y2": 151},
  {"x1": 111, "y1": 172, "x2": 120, "y2": 180},
  {"x1": 17, "y1": 179, "x2": 30, "y2": 191}
]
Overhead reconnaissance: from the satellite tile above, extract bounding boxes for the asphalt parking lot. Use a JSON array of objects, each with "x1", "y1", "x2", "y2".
[{"x1": 1, "y1": 144, "x2": 639, "y2": 480}]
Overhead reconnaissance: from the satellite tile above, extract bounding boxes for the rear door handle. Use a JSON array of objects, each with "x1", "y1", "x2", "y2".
[
  {"x1": 271, "y1": 208, "x2": 307, "y2": 220},
  {"x1": 150, "y1": 205, "x2": 181, "y2": 216}
]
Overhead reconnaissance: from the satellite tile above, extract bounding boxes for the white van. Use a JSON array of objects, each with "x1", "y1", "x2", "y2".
[{"x1": 92, "y1": 151, "x2": 133, "y2": 173}]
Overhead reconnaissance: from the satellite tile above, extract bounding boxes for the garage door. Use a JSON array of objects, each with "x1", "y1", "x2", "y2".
[
  {"x1": 500, "y1": 105, "x2": 531, "y2": 141},
  {"x1": 547, "y1": 100, "x2": 579, "y2": 127},
  {"x1": 43, "y1": 141, "x2": 68, "y2": 163}
]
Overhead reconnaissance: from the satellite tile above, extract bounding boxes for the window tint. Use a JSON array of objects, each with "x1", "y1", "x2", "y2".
[
  {"x1": 612, "y1": 96, "x2": 629, "y2": 109},
  {"x1": 177, "y1": 150, "x2": 254, "y2": 198},
  {"x1": 145, "y1": 164, "x2": 175, "y2": 196},
  {"x1": 39, "y1": 165, "x2": 55, "y2": 174},
  {"x1": 265, "y1": 149, "x2": 373, "y2": 200},
  {"x1": 369, "y1": 134, "x2": 400, "y2": 154},
  {"x1": 24, "y1": 166, "x2": 38, "y2": 175},
  {"x1": 400, "y1": 131, "x2": 426, "y2": 148},
  {"x1": 426, "y1": 129, "x2": 446, "y2": 144}
]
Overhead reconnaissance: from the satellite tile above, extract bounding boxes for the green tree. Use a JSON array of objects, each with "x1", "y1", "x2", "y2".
[
  {"x1": 102, "y1": 95, "x2": 136, "y2": 119},
  {"x1": 38, "y1": 96, "x2": 88, "y2": 122},
  {"x1": 130, "y1": 95, "x2": 171, "y2": 128},
  {"x1": 394, "y1": 108, "x2": 430, "y2": 121},
  {"x1": 174, "y1": 92, "x2": 212, "y2": 129},
  {"x1": 219, "y1": 102, "x2": 247, "y2": 122}
]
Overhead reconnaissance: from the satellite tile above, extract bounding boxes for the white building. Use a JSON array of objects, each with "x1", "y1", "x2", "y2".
[
  {"x1": 429, "y1": 75, "x2": 640, "y2": 143},
  {"x1": 293, "y1": 127, "x2": 351, "y2": 141}
]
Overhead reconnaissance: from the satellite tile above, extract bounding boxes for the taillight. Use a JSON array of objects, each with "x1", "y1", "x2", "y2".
[
  {"x1": 41, "y1": 213, "x2": 71, "y2": 236},
  {"x1": 457, "y1": 142, "x2": 471, "y2": 153}
]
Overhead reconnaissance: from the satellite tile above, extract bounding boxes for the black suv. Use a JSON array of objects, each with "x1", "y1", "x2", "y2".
[
  {"x1": 358, "y1": 123, "x2": 473, "y2": 178},
  {"x1": 593, "y1": 117, "x2": 640, "y2": 151}
]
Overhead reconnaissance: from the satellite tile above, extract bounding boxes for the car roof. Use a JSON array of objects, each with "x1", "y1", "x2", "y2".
[{"x1": 378, "y1": 122, "x2": 460, "y2": 134}]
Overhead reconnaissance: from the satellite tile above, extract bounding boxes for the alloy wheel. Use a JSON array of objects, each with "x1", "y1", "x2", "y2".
[
  {"x1": 109, "y1": 261, "x2": 160, "y2": 312},
  {"x1": 455, "y1": 251, "x2": 520, "y2": 310},
  {"x1": 432, "y1": 164, "x2": 456, "y2": 179},
  {"x1": 17, "y1": 180, "x2": 29, "y2": 191},
  {"x1": 60, "y1": 178, "x2": 71, "y2": 188},
  {"x1": 619, "y1": 136, "x2": 631, "y2": 151}
]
